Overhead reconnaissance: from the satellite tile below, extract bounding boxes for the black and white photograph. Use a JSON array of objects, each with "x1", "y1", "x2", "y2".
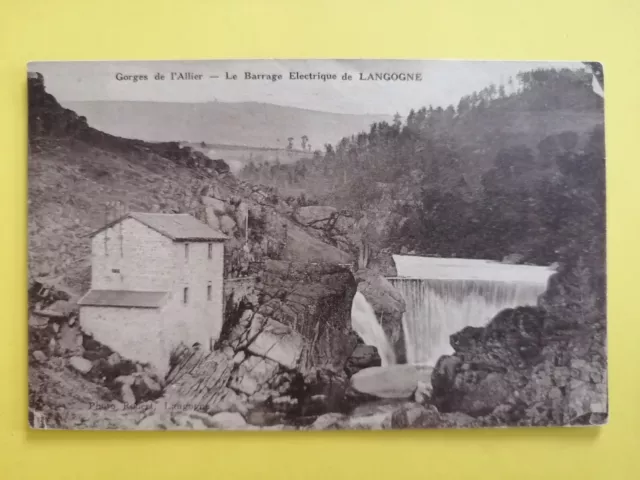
[{"x1": 27, "y1": 59, "x2": 607, "y2": 431}]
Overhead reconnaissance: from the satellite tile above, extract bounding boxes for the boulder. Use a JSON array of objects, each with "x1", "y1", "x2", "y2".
[
  {"x1": 344, "y1": 344, "x2": 381, "y2": 377},
  {"x1": 429, "y1": 298, "x2": 608, "y2": 426},
  {"x1": 246, "y1": 318, "x2": 304, "y2": 369},
  {"x1": 229, "y1": 355, "x2": 280, "y2": 396},
  {"x1": 207, "y1": 412, "x2": 248, "y2": 430},
  {"x1": 140, "y1": 373, "x2": 163, "y2": 394},
  {"x1": 213, "y1": 388, "x2": 249, "y2": 416},
  {"x1": 121, "y1": 384, "x2": 136, "y2": 405},
  {"x1": 69, "y1": 356, "x2": 93, "y2": 374},
  {"x1": 205, "y1": 208, "x2": 221, "y2": 230},
  {"x1": 32, "y1": 350, "x2": 47, "y2": 363},
  {"x1": 115, "y1": 375, "x2": 135, "y2": 386},
  {"x1": 390, "y1": 403, "x2": 431, "y2": 429},
  {"x1": 201, "y1": 196, "x2": 227, "y2": 214},
  {"x1": 230, "y1": 369, "x2": 259, "y2": 395},
  {"x1": 233, "y1": 351, "x2": 245, "y2": 365},
  {"x1": 219, "y1": 215, "x2": 237, "y2": 235},
  {"x1": 413, "y1": 380, "x2": 432, "y2": 405},
  {"x1": 57, "y1": 324, "x2": 84, "y2": 355},
  {"x1": 350, "y1": 364, "x2": 433, "y2": 399},
  {"x1": 343, "y1": 412, "x2": 392, "y2": 430},
  {"x1": 107, "y1": 352, "x2": 122, "y2": 367},
  {"x1": 281, "y1": 222, "x2": 352, "y2": 264}
]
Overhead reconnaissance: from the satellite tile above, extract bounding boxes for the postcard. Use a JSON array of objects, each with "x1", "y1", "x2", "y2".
[{"x1": 27, "y1": 59, "x2": 606, "y2": 430}]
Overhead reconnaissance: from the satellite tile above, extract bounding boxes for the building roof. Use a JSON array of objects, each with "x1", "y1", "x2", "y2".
[
  {"x1": 78, "y1": 290, "x2": 170, "y2": 309},
  {"x1": 89, "y1": 212, "x2": 228, "y2": 242}
]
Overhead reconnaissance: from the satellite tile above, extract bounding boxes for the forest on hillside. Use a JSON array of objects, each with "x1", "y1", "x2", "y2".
[{"x1": 240, "y1": 67, "x2": 605, "y2": 268}]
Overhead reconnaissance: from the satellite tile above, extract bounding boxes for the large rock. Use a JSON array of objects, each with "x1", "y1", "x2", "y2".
[
  {"x1": 282, "y1": 222, "x2": 352, "y2": 264},
  {"x1": 229, "y1": 355, "x2": 280, "y2": 395},
  {"x1": 69, "y1": 356, "x2": 93, "y2": 374},
  {"x1": 121, "y1": 384, "x2": 136, "y2": 405},
  {"x1": 344, "y1": 344, "x2": 381, "y2": 377},
  {"x1": 219, "y1": 215, "x2": 237, "y2": 235},
  {"x1": 245, "y1": 260, "x2": 359, "y2": 372},
  {"x1": 205, "y1": 207, "x2": 221, "y2": 230},
  {"x1": 246, "y1": 318, "x2": 303, "y2": 369},
  {"x1": 207, "y1": 412, "x2": 248, "y2": 430},
  {"x1": 201, "y1": 196, "x2": 227, "y2": 214},
  {"x1": 350, "y1": 364, "x2": 433, "y2": 399},
  {"x1": 32, "y1": 350, "x2": 47, "y2": 363},
  {"x1": 430, "y1": 303, "x2": 608, "y2": 426},
  {"x1": 354, "y1": 269, "x2": 406, "y2": 363},
  {"x1": 57, "y1": 324, "x2": 84, "y2": 355}
]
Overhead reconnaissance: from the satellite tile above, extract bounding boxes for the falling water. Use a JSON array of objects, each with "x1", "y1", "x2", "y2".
[
  {"x1": 389, "y1": 255, "x2": 555, "y2": 366},
  {"x1": 351, "y1": 291, "x2": 397, "y2": 366}
]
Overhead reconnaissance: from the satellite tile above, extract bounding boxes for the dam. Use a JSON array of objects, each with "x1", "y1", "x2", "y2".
[{"x1": 388, "y1": 255, "x2": 555, "y2": 365}]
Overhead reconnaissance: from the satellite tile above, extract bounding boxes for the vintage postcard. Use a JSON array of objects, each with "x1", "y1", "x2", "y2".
[{"x1": 27, "y1": 59, "x2": 607, "y2": 430}]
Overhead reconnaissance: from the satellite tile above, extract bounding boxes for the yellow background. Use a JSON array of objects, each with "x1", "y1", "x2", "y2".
[{"x1": 1, "y1": 1, "x2": 639, "y2": 478}]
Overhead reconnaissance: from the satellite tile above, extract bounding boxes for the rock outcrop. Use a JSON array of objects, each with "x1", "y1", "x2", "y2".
[
  {"x1": 354, "y1": 269, "x2": 407, "y2": 363},
  {"x1": 344, "y1": 344, "x2": 381, "y2": 377},
  {"x1": 431, "y1": 304, "x2": 607, "y2": 426},
  {"x1": 251, "y1": 260, "x2": 359, "y2": 372}
]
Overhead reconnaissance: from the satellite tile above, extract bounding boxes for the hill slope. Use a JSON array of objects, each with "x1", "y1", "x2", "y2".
[
  {"x1": 62, "y1": 100, "x2": 392, "y2": 150},
  {"x1": 240, "y1": 67, "x2": 605, "y2": 264},
  {"x1": 28, "y1": 73, "x2": 354, "y2": 293}
]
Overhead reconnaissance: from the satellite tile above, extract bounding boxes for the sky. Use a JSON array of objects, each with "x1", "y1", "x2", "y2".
[{"x1": 28, "y1": 59, "x2": 585, "y2": 116}]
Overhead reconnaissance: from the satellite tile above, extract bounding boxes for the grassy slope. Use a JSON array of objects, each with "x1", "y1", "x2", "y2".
[{"x1": 28, "y1": 135, "x2": 222, "y2": 292}]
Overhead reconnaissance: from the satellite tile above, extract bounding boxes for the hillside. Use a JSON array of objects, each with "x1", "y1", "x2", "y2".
[
  {"x1": 28, "y1": 72, "x2": 356, "y2": 294},
  {"x1": 62, "y1": 100, "x2": 392, "y2": 150},
  {"x1": 241, "y1": 67, "x2": 605, "y2": 264}
]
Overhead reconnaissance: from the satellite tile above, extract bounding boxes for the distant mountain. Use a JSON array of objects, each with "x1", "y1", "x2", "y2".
[{"x1": 62, "y1": 100, "x2": 392, "y2": 149}]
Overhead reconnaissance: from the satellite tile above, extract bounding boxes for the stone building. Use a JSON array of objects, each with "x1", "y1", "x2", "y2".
[{"x1": 78, "y1": 212, "x2": 227, "y2": 375}]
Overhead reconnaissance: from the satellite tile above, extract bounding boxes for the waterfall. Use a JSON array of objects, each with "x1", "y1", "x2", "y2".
[
  {"x1": 389, "y1": 255, "x2": 555, "y2": 366},
  {"x1": 351, "y1": 291, "x2": 397, "y2": 366}
]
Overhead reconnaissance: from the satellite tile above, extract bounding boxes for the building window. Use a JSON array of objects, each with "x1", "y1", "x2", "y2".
[
  {"x1": 183, "y1": 287, "x2": 189, "y2": 304},
  {"x1": 207, "y1": 283, "x2": 212, "y2": 301},
  {"x1": 111, "y1": 268, "x2": 120, "y2": 273},
  {"x1": 208, "y1": 243, "x2": 213, "y2": 259},
  {"x1": 184, "y1": 243, "x2": 189, "y2": 260}
]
